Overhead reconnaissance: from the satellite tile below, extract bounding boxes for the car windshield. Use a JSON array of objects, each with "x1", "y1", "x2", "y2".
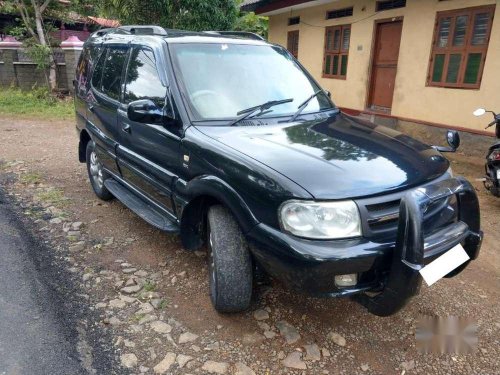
[{"x1": 169, "y1": 43, "x2": 334, "y2": 122}]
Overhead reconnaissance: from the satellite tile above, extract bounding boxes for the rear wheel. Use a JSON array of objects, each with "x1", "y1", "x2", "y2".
[
  {"x1": 86, "y1": 141, "x2": 113, "y2": 201},
  {"x1": 207, "y1": 205, "x2": 253, "y2": 313}
]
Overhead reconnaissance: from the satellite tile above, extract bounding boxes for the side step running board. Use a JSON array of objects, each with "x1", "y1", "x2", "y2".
[{"x1": 104, "y1": 179, "x2": 179, "y2": 233}]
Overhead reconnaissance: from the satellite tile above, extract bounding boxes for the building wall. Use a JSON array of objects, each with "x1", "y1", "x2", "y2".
[
  {"x1": 267, "y1": 0, "x2": 500, "y2": 134},
  {"x1": 0, "y1": 48, "x2": 79, "y2": 91}
]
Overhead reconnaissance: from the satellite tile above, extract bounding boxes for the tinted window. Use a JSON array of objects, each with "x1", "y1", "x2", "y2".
[
  {"x1": 76, "y1": 48, "x2": 90, "y2": 92},
  {"x1": 124, "y1": 48, "x2": 166, "y2": 106},
  {"x1": 77, "y1": 45, "x2": 102, "y2": 94},
  {"x1": 101, "y1": 46, "x2": 128, "y2": 100},
  {"x1": 91, "y1": 48, "x2": 106, "y2": 90}
]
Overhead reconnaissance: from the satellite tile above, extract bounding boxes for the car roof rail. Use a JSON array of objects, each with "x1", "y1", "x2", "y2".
[
  {"x1": 93, "y1": 28, "x2": 116, "y2": 37},
  {"x1": 203, "y1": 31, "x2": 265, "y2": 41},
  {"x1": 118, "y1": 25, "x2": 169, "y2": 36}
]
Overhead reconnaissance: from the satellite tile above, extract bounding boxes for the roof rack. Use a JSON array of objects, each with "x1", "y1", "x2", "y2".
[
  {"x1": 203, "y1": 31, "x2": 265, "y2": 41},
  {"x1": 92, "y1": 27, "x2": 266, "y2": 41},
  {"x1": 93, "y1": 28, "x2": 115, "y2": 37},
  {"x1": 118, "y1": 25, "x2": 169, "y2": 36}
]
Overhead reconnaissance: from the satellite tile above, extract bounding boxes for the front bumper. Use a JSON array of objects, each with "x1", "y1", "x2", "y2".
[{"x1": 246, "y1": 177, "x2": 482, "y2": 316}]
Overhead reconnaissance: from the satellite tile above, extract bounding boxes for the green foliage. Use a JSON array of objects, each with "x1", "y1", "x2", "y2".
[
  {"x1": 4, "y1": 24, "x2": 26, "y2": 38},
  {"x1": 97, "y1": 0, "x2": 238, "y2": 31},
  {"x1": 95, "y1": 0, "x2": 268, "y2": 37},
  {"x1": 234, "y1": 1, "x2": 268, "y2": 37},
  {"x1": 0, "y1": 88, "x2": 74, "y2": 119},
  {"x1": 25, "y1": 43, "x2": 52, "y2": 70},
  {"x1": 234, "y1": 11, "x2": 268, "y2": 38},
  {"x1": 169, "y1": 0, "x2": 238, "y2": 31}
]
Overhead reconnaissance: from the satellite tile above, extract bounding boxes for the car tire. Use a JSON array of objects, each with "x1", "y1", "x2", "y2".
[
  {"x1": 86, "y1": 141, "x2": 113, "y2": 201},
  {"x1": 207, "y1": 205, "x2": 253, "y2": 313}
]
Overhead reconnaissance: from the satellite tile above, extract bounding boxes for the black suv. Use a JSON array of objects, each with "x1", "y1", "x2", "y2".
[{"x1": 75, "y1": 26, "x2": 482, "y2": 316}]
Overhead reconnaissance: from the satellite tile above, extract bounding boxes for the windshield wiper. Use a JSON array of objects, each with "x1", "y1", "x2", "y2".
[
  {"x1": 229, "y1": 98, "x2": 293, "y2": 126},
  {"x1": 289, "y1": 90, "x2": 326, "y2": 122}
]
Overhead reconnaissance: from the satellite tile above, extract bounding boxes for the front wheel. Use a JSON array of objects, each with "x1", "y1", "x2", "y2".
[
  {"x1": 86, "y1": 141, "x2": 113, "y2": 201},
  {"x1": 207, "y1": 205, "x2": 253, "y2": 313}
]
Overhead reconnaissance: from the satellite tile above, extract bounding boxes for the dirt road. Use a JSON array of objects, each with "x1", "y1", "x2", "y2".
[{"x1": 0, "y1": 117, "x2": 498, "y2": 375}]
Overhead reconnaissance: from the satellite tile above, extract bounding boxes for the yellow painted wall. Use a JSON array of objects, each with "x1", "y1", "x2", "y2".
[{"x1": 267, "y1": 0, "x2": 500, "y2": 134}]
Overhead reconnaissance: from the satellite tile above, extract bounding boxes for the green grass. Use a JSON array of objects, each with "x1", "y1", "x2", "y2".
[
  {"x1": 0, "y1": 87, "x2": 74, "y2": 120},
  {"x1": 36, "y1": 188, "x2": 68, "y2": 207},
  {"x1": 20, "y1": 172, "x2": 42, "y2": 185},
  {"x1": 143, "y1": 281, "x2": 156, "y2": 292},
  {"x1": 131, "y1": 313, "x2": 146, "y2": 322},
  {"x1": 157, "y1": 299, "x2": 169, "y2": 309}
]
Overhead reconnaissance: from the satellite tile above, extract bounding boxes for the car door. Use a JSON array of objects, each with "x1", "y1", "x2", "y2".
[
  {"x1": 116, "y1": 45, "x2": 181, "y2": 215},
  {"x1": 87, "y1": 45, "x2": 128, "y2": 176}
]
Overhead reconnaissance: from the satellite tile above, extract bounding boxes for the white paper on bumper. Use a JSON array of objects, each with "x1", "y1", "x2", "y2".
[{"x1": 419, "y1": 244, "x2": 470, "y2": 286}]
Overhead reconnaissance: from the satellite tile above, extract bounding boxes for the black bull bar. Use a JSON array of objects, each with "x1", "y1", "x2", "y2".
[{"x1": 354, "y1": 177, "x2": 482, "y2": 317}]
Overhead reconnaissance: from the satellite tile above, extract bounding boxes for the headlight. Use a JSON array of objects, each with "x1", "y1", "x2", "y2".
[
  {"x1": 488, "y1": 150, "x2": 500, "y2": 161},
  {"x1": 279, "y1": 200, "x2": 362, "y2": 239}
]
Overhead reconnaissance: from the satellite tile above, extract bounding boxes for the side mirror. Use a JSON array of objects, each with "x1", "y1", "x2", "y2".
[
  {"x1": 127, "y1": 99, "x2": 164, "y2": 123},
  {"x1": 324, "y1": 90, "x2": 331, "y2": 98},
  {"x1": 473, "y1": 108, "x2": 486, "y2": 117},
  {"x1": 432, "y1": 130, "x2": 460, "y2": 153},
  {"x1": 446, "y1": 130, "x2": 460, "y2": 150}
]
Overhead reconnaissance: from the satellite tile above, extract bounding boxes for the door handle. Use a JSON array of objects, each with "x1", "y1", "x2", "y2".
[
  {"x1": 122, "y1": 123, "x2": 131, "y2": 133},
  {"x1": 88, "y1": 104, "x2": 94, "y2": 112}
]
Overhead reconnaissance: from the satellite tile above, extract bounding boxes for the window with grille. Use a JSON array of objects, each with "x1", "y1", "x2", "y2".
[
  {"x1": 287, "y1": 30, "x2": 299, "y2": 58},
  {"x1": 288, "y1": 17, "x2": 300, "y2": 26},
  {"x1": 323, "y1": 25, "x2": 350, "y2": 79},
  {"x1": 326, "y1": 7, "x2": 353, "y2": 20},
  {"x1": 376, "y1": 0, "x2": 406, "y2": 12},
  {"x1": 427, "y1": 5, "x2": 495, "y2": 89}
]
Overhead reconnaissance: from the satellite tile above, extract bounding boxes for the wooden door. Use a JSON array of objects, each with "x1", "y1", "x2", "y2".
[{"x1": 368, "y1": 20, "x2": 403, "y2": 111}]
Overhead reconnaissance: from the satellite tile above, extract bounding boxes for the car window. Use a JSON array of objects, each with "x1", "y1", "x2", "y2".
[
  {"x1": 101, "y1": 46, "x2": 128, "y2": 100},
  {"x1": 124, "y1": 48, "x2": 166, "y2": 107},
  {"x1": 91, "y1": 48, "x2": 107, "y2": 90},
  {"x1": 76, "y1": 47, "x2": 90, "y2": 94},
  {"x1": 77, "y1": 45, "x2": 103, "y2": 94},
  {"x1": 170, "y1": 43, "x2": 333, "y2": 121}
]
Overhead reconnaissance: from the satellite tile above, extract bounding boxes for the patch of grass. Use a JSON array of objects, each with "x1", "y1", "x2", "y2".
[
  {"x1": 131, "y1": 313, "x2": 146, "y2": 322},
  {"x1": 36, "y1": 188, "x2": 67, "y2": 207},
  {"x1": 157, "y1": 299, "x2": 169, "y2": 309},
  {"x1": 20, "y1": 172, "x2": 42, "y2": 185},
  {"x1": 0, "y1": 87, "x2": 74, "y2": 120},
  {"x1": 143, "y1": 281, "x2": 156, "y2": 292},
  {"x1": 23, "y1": 208, "x2": 44, "y2": 220}
]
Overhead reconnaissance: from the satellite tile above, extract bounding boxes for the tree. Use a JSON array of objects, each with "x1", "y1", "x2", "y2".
[
  {"x1": 97, "y1": 0, "x2": 238, "y2": 31},
  {"x1": 234, "y1": 11, "x2": 268, "y2": 38},
  {"x1": 1, "y1": 1, "x2": 92, "y2": 90},
  {"x1": 0, "y1": 1, "x2": 60, "y2": 89}
]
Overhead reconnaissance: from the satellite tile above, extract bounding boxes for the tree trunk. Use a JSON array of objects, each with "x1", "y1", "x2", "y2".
[{"x1": 33, "y1": 5, "x2": 56, "y2": 90}]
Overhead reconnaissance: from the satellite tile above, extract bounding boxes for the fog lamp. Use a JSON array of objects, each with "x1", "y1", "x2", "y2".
[{"x1": 335, "y1": 274, "x2": 357, "y2": 287}]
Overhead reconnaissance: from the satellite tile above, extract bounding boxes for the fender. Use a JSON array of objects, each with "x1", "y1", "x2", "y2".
[{"x1": 175, "y1": 175, "x2": 259, "y2": 234}]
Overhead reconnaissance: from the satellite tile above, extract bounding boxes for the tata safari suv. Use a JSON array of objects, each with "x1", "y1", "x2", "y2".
[{"x1": 74, "y1": 26, "x2": 482, "y2": 316}]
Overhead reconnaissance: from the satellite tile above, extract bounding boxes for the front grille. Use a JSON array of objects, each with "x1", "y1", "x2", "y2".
[{"x1": 356, "y1": 181, "x2": 459, "y2": 241}]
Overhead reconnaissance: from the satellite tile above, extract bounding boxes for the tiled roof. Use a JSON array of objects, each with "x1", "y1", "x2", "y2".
[{"x1": 87, "y1": 16, "x2": 120, "y2": 28}]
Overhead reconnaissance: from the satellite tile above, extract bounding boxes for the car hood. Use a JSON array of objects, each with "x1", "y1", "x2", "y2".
[{"x1": 196, "y1": 112, "x2": 450, "y2": 199}]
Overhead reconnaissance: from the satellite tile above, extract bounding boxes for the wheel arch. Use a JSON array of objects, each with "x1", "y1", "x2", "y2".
[
  {"x1": 178, "y1": 176, "x2": 259, "y2": 250},
  {"x1": 79, "y1": 129, "x2": 92, "y2": 163}
]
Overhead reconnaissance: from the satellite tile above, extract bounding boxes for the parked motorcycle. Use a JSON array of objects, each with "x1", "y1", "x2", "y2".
[{"x1": 473, "y1": 108, "x2": 500, "y2": 197}]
